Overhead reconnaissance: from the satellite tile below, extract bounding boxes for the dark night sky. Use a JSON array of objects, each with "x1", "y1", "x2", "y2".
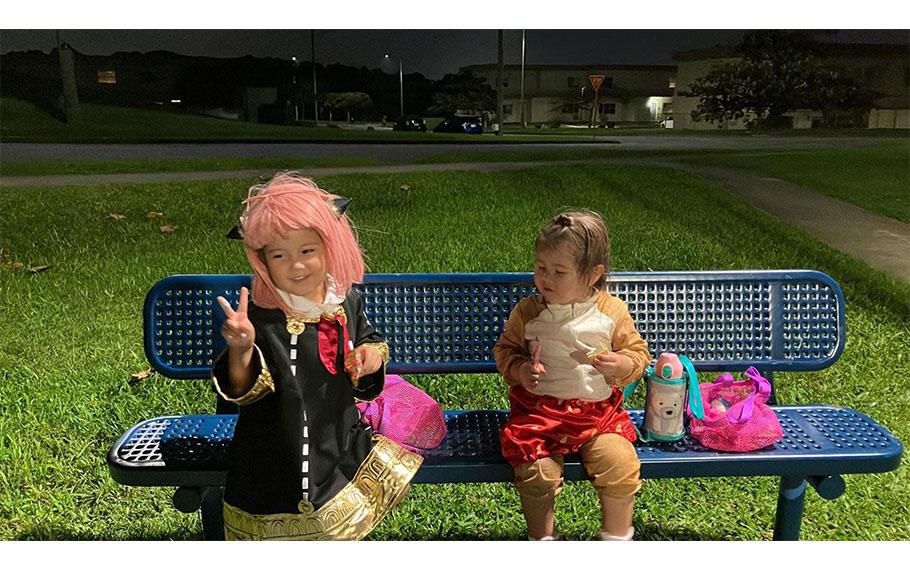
[{"x1": 2, "y1": 29, "x2": 908, "y2": 79}]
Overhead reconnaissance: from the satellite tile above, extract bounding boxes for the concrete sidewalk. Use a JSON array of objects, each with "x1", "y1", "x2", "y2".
[
  {"x1": 3, "y1": 158, "x2": 907, "y2": 283},
  {"x1": 663, "y1": 162, "x2": 910, "y2": 284}
]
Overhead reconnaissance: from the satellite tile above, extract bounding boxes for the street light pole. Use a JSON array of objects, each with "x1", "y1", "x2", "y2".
[
  {"x1": 496, "y1": 29, "x2": 504, "y2": 136},
  {"x1": 398, "y1": 58, "x2": 404, "y2": 118},
  {"x1": 291, "y1": 56, "x2": 299, "y2": 122},
  {"x1": 311, "y1": 30, "x2": 319, "y2": 125},
  {"x1": 385, "y1": 53, "x2": 404, "y2": 118},
  {"x1": 520, "y1": 29, "x2": 527, "y2": 129}
]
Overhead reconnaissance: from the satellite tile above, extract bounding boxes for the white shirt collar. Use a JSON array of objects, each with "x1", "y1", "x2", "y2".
[
  {"x1": 543, "y1": 292, "x2": 598, "y2": 318},
  {"x1": 276, "y1": 274, "x2": 346, "y2": 318}
]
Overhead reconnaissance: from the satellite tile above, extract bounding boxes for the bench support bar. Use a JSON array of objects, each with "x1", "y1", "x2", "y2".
[
  {"x1": 773, "y1": 475, "x2": 806, "y2": 540},
  {"x1": 201, "y1": 486, "x2": 226, "y2": 541}
]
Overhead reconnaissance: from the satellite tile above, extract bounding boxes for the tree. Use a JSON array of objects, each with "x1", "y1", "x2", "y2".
[
  {"x1": 323, "y1": 92, "x2": 373, "y2": 122},
  {"x1": 429, "y1": 70, "x2": 496, "y2": 115},
  {"x1": 686, "y1": 31, "x2": 876, "y2": 129}
]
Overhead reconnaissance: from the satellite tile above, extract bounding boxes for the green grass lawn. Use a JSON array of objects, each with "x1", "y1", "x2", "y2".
[
  {"x1": 680, "y1": 143, "x2": 910, "y2": 223},
  {"x1": 1, "y1": 164, "x2": 908, "y2": 540}
]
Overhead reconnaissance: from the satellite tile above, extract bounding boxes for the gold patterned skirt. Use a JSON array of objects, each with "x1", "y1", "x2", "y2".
[{"x1": 223, "y1": 435, "x2": 423, "y2": 540}]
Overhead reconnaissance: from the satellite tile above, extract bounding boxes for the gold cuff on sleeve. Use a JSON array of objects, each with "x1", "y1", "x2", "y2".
[
  {"x1": 212, "y1": 344, "x2": 275, "y2": 405},
  {"x1": 361, "y1": 342, "x2": 391, "y2": 364}
]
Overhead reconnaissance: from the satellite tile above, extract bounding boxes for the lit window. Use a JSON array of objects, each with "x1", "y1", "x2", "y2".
[
  {"x1": 669, "y1": 78, "x2": 677, "y2": 89},
  {"x1": 97, "y1": 70, "x2": 116, "y2": 85}
]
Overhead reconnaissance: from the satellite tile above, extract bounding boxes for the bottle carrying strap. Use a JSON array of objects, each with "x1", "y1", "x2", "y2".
[
  {"x1": 678, "y1": 355, "x2": 704, "y2": 420},
  {"x1": 622, "y1": 372, "x2": 645, "y2": 401}
]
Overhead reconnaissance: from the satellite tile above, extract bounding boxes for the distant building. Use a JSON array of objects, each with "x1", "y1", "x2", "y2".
[
  {"x1": 464, "y1": 63, "x2": 676, "y2": 126},
  {"x1": 672, "y1": 43, "x2": 910, "y2": 129}
]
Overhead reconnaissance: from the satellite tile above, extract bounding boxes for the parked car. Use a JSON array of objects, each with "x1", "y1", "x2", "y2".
[
  {"x1": 393, "y1": 115, "x2": 427, "y2": 132},
  {"x1": 434, "y1": 115, "x2": 484, "y2": 134}
]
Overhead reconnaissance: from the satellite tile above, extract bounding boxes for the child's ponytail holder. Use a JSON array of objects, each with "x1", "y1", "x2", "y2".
[{"x1": 554, "y1": 213, "x2": 574, "y2": 228}]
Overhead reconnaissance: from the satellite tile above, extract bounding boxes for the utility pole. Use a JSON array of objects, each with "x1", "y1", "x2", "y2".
[
  {"x1": 520, "y1": 29, "x2": 527, "y2": 129},
  {"x1": 56, "y1": 30, "x2": 79, "y2": 121},
  {"x1": 397, "y1": 58, "x2": 404, "y2": 118},
  {"x1": 496, "y1": 30, "x2": 504, "y2": 136},
  {"x1": 311, "y1": 30, "x2": 319, "y2": 126}
]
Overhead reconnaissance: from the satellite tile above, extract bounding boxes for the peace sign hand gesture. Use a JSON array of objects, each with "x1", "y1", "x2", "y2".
[{"x1": 217, "y1": 286, "x2": 255, "y2": 351}]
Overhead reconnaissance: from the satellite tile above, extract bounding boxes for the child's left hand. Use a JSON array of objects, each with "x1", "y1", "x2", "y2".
[
  {"x1": 591, "y1": 352, "x2": 633, "y2": 385},
  {"x1": 345, "y1": 345, "x2": 383, "y2": 387}
]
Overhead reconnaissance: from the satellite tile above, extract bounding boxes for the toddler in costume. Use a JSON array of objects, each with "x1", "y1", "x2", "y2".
[
  {"x1": 213, "y1": 172, "x2": 422, "y2": 540},
  {"x1": 495, "y1": 211, "x2": 650, "y2": 541}
]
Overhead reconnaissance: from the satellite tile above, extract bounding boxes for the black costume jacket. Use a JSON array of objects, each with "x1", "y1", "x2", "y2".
[{"x1": 213, "y1": 290, "x2": 386, "y2": 515}]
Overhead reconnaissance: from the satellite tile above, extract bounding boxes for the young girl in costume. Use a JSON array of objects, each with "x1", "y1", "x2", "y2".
[
  {"x1": 213, "y1": 172, "x2": 423, "y2": 540},
  {"x1": 494, "y1": 211, "x2": 651, "y2": 541}
]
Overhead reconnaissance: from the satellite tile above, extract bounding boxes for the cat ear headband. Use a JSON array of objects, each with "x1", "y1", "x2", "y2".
[{"x1": 226, "y1": 193, "x2": 352, "y2": 240}]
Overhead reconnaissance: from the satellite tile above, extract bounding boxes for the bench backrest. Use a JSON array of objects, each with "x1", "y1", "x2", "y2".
[{"x1": 144, "y1": 271, "x2": 844, "y2": 380}]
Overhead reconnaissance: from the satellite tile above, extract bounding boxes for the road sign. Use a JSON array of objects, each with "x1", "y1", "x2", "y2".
[{"x1": 589, "y1": 74, "x2": 605, "y2": 92}]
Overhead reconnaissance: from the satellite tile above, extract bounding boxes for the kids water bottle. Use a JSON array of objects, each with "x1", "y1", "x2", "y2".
[{"x1": 623, "y1": 352, "x2": 704, "y2": 443}]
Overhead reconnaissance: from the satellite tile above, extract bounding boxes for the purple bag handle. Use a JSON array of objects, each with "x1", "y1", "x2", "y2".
[{"x1": 712, "y1": 367, "x2": 772, "y2": 424}]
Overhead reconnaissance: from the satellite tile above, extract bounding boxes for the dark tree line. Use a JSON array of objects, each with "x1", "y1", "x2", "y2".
[{"x1": 0, "y1": 48, "x2": 496, "y2": 122}]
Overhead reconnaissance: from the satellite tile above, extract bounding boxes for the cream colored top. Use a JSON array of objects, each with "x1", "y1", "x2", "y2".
[{"x1": 494, "y1": 291, "x2": 650, "y2": 402}]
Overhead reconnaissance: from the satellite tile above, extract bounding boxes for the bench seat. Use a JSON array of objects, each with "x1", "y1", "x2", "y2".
[
  {"x1": 110, "y1": 406, "x2": 900, "y2": 485},
  {"x1": 108, "y1": 271, "x2": 903, "y2": 540}
]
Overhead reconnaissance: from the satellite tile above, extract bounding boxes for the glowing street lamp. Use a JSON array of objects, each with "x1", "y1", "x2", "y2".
[{"x1": 384, "y1": 53, "x2": 404, "y2": 118}]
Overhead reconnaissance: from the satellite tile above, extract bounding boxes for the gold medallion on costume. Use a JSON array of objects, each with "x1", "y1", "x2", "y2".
[{"x1": 286, "y1": 317, "x2": 307, "y2": 336}]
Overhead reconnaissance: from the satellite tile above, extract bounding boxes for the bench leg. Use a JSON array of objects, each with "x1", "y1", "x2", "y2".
[
  {"x1": 200, "y1": 486, "x2": 225, "y2": 541},
  {"x1": 773, "y1": 475, "x2": 806, "y2": 540}
]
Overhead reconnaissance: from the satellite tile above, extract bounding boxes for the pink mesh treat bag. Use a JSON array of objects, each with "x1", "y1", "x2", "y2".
[
  {"x1": 356, "y1": 374, "x2": 447, "y2": 452},
  {"x1": 687, "y1": 367, "x2": 783, "y2": 452}
]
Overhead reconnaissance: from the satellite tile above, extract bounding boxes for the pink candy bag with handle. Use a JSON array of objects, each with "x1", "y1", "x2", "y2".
[
  {"x1": 687, "y1": 366, "x2": 783, "y2": 452},
  {"x1": 356, "y1": 374, "x2": 447, "y2": 452}
]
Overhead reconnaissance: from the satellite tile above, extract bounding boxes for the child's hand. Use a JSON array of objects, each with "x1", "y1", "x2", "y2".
[
  {"x1": 217, "y1": 287, "x2": 255, "y2": 351},
  {"x1": 591, "y1": 352, "x2": 632, "y2": 385},
  {"x1": 518, "y1": 345, "x2": 547, "y2": 391},
  {"x1": 345, "y1": 345, "x2": 383, "y2": 387}
]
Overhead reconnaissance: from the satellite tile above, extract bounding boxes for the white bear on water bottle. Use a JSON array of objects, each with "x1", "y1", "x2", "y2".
[{"x1": 624, "y1": 352, "x2": 704, "y2": 443}]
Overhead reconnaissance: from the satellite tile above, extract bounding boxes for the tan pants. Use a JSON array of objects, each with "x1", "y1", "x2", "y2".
[{"x1": 514, "y1": 434, "x2": 641, "y2": 501}]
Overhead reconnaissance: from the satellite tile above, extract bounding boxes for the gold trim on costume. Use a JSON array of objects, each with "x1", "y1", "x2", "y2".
[
  {"x1": 212, "y1": 344, "x2": 275, "y2": 406},
  {"x1": 361, "y1": 342, "x2": 391, "y2": 363},
  {"x1": 286, "y1": 316, "x2": 314, "y2": 336},
  {"x1": 223, "y1": 435, "x2": 423, "y2": 540},
  {"x1": 286, "y1": 307, "x2": 345, "y2": 335}
]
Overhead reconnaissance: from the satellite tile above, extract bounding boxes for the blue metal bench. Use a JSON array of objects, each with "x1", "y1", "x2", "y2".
[{"x1": 107, "y1": 271, "x2": 902, "y2": 540}]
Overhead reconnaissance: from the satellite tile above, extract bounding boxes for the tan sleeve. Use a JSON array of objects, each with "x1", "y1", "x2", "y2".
[
  {"x1": 598, "y1": 293, "x2": 651, "y2": 386},
  {"x1": 493, "y1": 296, "x2": 545, "y2": 387},
  {"x1": 211, "y1": 343, "x2": 275, "y2": 405}
]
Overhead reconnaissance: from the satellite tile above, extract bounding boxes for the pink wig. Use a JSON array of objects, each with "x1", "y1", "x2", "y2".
[{"x1": 240, "y1": 172, "x2": 365, "y2": 312}]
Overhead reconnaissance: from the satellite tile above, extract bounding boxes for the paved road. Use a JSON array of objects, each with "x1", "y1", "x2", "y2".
[{"x1": 0, "y1": 135, "x2": 892, "y2": 163}]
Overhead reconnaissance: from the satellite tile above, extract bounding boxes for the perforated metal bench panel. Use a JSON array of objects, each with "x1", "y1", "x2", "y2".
[
  {"x1": 144, "y1": 271, "x2": 845, "y2": 378},
  {"x1": 113, "y1": 270, "x2": 899, "y2": 541},
  {"x1": 108, "y1": 406, "x2": 901, "y2": 487}
]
